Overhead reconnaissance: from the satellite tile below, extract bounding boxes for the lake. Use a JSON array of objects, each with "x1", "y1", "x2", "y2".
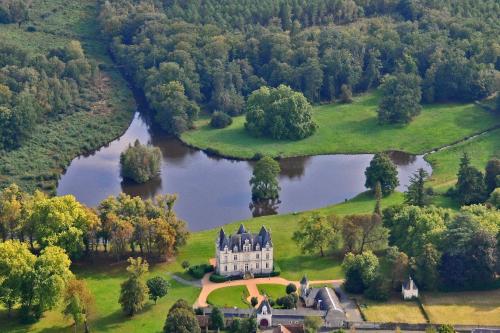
[{"x1": 57, "y1": 110, "x2": 431, "y2": 231}]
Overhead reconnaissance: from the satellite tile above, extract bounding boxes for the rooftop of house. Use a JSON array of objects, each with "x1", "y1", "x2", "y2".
[{"x1": 217, "y1": 224, "x2": 273, "y2": 252}]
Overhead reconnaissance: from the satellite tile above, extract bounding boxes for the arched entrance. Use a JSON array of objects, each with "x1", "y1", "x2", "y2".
[{"x1": 259, "y1": 318, "x2": 269, "y2": 328}]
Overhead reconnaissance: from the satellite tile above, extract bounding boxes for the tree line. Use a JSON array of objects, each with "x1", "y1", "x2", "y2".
[{"x1": 98, "y1": 0, "x2": 498, "y2": 134}]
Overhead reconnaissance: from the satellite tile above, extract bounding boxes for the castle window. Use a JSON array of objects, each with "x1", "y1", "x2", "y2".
[
  {"x1": 234, "y1": 265, "x2": 237, "y2": 270},
  {"x1": 256, "y1": 254, "x2": 259, "y2": 259},
  {"x1": 256, "y1": 244, "x2": 260, "y2": 251},
  {"x1": 224, "y1": 255, "x2": 228, "y2": 262},
  {"x1": 224, "y1": 265, "x2": 227, "y2": 272},
  {"x1": 234, "y1": 255, "x2": 237, "y2": 260},
  {"x1": 233, "y1": 246, "x2": 238, "y2": 252},
  {"x1": 256, "y1": 263, "x2": 259, "y2": 269},
  {"x1": 266, "y1": 253, "x2": 269, "y2": 260},
  {"x1": 266, "y1": 262, "x2": 269, "y2": 268}
]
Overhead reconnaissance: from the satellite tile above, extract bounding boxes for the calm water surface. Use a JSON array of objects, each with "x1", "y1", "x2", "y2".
[{"x1": 57, "y1": 111, "x2": 431, "y2": 231}]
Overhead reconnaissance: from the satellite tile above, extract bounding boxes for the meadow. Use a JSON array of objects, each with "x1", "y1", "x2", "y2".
[{"x1": 181, "y1": 92, "x2": 500, "y2": 159}]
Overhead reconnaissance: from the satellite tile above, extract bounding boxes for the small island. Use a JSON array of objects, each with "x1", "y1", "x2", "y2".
[{"x1": 120, "y1": 140, "x2": 162, "y2": 183}]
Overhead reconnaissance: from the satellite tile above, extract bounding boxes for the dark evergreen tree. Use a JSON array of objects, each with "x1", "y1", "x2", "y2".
[{"x1": 404, "y1": 168, "x2": 429, "y2": 206}]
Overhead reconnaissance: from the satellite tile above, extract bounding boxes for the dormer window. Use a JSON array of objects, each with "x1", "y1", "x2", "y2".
[
  {"x1": 233, "y1": 245, "x2": 238, "y2": 252},
  {"x1": 256, "y1": 244, "x2": 260, "y2": 251}
]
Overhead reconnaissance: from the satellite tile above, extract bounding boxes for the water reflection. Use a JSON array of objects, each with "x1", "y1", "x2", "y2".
[
  {"x1": 250, "y1": 199, "x2": 281, "y2": 217},
  {"x1": 57, "y1": 111, "x2": 432, "y2": 231}
]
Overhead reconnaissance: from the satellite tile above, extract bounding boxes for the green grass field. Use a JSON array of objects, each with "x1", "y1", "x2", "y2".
[
  {"x1": 1, "y1": 262, "x2": 200, "y2": 333},
  {"x1": 426, "y1": 128, "x2": 500, "y2": 190},
  {"x1": 421, "y1": 290, "x2": 500, "y2": 325},
  {"x1": 181, "y1": 92, "x2": 499, "y2": 159},
  {"x1": 257, "y1": 284, "x2": 287, "y2": 300},
  {"x1": 207, "y1": 286, "x2": 250, "y2": 308},
  {"x1": 359, "y1": 296, "x2": 427, "y2": 324}
]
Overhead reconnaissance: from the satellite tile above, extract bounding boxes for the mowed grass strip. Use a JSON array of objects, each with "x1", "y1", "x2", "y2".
[
  {"x1": 421, "y1": 290, "x2": 500, "y2": 325},
  {"x1": 207, "y1": 285, "x2": 250, "y2": 308},
  {"x1": 359, "y1": 296, "x2": 427, "y2": 324},
  {"x1": 257, "y1": 284, "x2": 287, "y2": 300},
  {"x1": 181, "y1": 92, "x2": 499, "y2": 159}
]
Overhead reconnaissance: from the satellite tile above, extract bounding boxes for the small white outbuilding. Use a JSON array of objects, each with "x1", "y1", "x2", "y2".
[{"x1": 402, "y1": 276, "x2": 419, "y2": 300}]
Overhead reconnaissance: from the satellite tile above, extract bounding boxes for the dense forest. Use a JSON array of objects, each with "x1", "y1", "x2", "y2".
[
  {"x1": 99, "y1": 0, "x2": 499, "y2": 134},
  {"x1": 0, "y1": 40, "x2": 98, "y2": 151}
]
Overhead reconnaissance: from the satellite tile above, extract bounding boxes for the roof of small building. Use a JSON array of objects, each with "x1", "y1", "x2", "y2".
[
  {"x1": 402, "y1": 276, "x2": 418, "y2": 290},
  {"x1": 273, "y1": 324, "x2": 305, "y2": 333},
  {"x1": 218, "y1": 224, "x2": 272, "y2": 251},
  {"x1": 302, "y1": 287, "x2": 345, "y2": 318},
  {"x1": 300, "y1": 275, "x2": 308, "y2": 285},
  {"x1": 257, "y1": 298, "x2": 272, "y2": 314}
]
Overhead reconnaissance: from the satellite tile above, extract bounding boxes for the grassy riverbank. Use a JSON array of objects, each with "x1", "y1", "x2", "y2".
[
  {"x1": 181, "y1": 92, "x2": 499, "y2": 159},
  {"x1": 0, "y1": 0, "x2": 135, "y2": 193}
]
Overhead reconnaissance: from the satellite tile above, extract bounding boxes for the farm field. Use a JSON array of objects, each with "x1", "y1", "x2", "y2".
[{"x1": 181, "y1": 92, "x2": 499, "y2": 159}]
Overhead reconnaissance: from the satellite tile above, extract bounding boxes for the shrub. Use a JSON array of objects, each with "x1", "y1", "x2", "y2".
[
  {"x1": 250, "y1": 297, "x2": 258, "y2": 307},
  {"x1": 209, "y1": 274, "x2": 229, "y2": 283},
  {"x1": 187, "y1": 264, "x2": 213, "y2": 279},
  {"x1": 210, "y1": 111, "x2": 233, "y2": 129},
  {"x1": 286, "y1": 283, "x2": 297, "y2": 294},
  {"x1": 364, "y1": 275, "x2": 390, "y2": 301}
]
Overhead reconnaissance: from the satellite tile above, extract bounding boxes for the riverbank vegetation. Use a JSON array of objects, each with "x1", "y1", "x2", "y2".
[{"x1": 0, "y1": 0, "x2": 134, "y2": 193}]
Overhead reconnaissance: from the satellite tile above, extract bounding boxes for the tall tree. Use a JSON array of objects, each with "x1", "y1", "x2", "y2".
[
  {"x1": 404, "y1": 168, "x2": 429, "y2": 206},
  {"x1": 119, "y1": 257, "x2": 149, "y2": 316},
  {"x1": 342, "y1": 214, "x2": 388, "y2": 254},
  {"x1": 63, "y1": 279, "x2": 94, "y2": 333},
  {"x1": 365, "y1": 153, "x2": 399, "y2": 195},
  {"x1": 163, "y1": 299, "x2": 201, "y2": 333},
  {"x1": 250, "y1": 156, "x2": 281, "y2": 201},
  {"x1": 455, "y1": 153, "x2": 486, "y2": 205},
  {"x1": 292, "y1": 214, "x2": 340, "y2": 257},
  {"x1": 484, "y1": 159, "x2": 500, "y2": 194},
  {"x1": 378, "y1": 72, "x2": 422, "y2": 124},
  {"x1": 342, "y1": 251, "x2": 379, "y2": 293},
  {"x1": 146, "y1": 276, "x2": 170, "y2": 304},
  {"x1": 210, "y1": 306, "x2": 225, "y2": 331},
  {"x1": 245, "y1": 85, "x2": 317, "y2": 140}
]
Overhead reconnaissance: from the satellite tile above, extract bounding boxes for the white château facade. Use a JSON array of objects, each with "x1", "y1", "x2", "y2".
[{"x1": 215, "y1": 224, "x2": 273, "y2": 277}]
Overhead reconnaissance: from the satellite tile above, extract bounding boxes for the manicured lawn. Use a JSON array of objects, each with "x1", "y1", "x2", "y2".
[
  {"x1": 426, "y1": 128, "x2": 500, "y2": 191},
  {"x1": 359, "y1": 296, "x2": 427, "y2": 324},
  {"x1": 421, "y1": 290, "x2": 500, "y2": 325},
  {"x1": 171, "y1": 191, "x2": 405, "y2": 281},
  {"x1": 0, "y1": 262, "x2": 200, "y2": 333},
  {"x1": 257, "y1": 284, "x2": 287, "y2": 300},
  {"x1": 207, "y1": 286, "x2": 250, "y2": 308},
  {"x1": 181, "y1": 92, "x2": 499, "y2": 159}
]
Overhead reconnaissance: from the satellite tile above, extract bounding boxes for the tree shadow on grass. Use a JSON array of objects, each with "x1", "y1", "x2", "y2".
[{"x1": 89, "y1": 303, "x2": 155, "y2": 332}]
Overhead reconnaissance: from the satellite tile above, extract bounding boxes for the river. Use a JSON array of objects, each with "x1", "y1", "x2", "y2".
[{"x1": 57, "y1": 108, "x2": 431, "y2": 231}]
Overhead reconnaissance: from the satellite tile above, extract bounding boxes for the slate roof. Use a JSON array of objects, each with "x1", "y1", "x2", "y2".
[
  {"x1": 218, "y1": 224, "x2": 272, "y2": 251},
  {"x1": 302, "y1": 287, "x2": 344, "y2": 315},
  {"x1": 257, "y1": 298, "x2": 273, "y2": 314}
]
